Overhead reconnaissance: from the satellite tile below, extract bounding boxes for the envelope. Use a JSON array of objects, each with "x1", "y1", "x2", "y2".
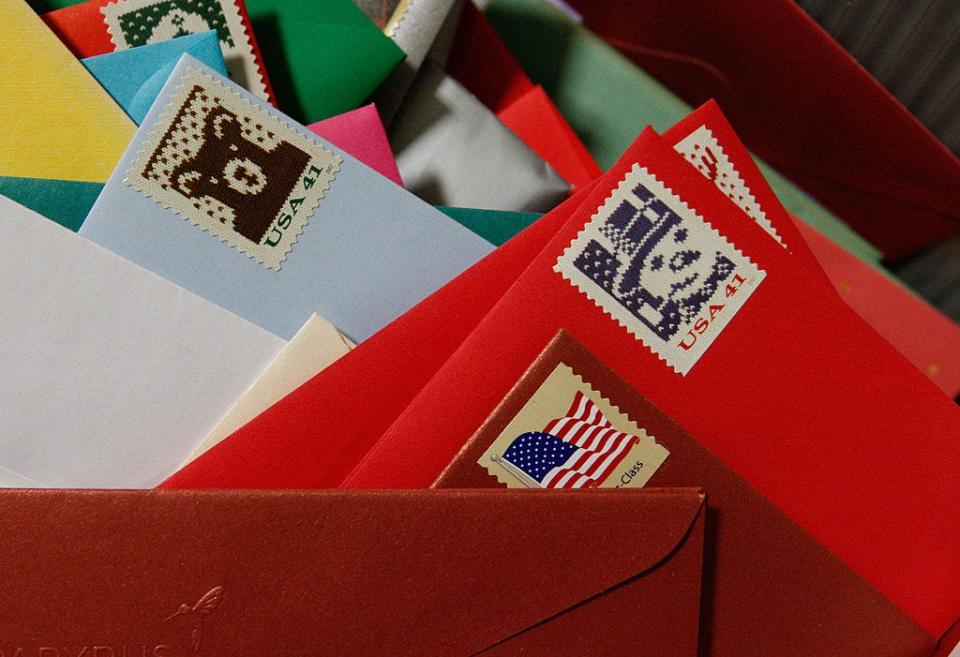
[
  {"x1": 160, "y1": 190, "x2": 590, "y2": 489},
  {"x1": 0, "y1": 488, "x2": 704, "y2": 657},
  {"x1": 0, "y1": 194, "x2": 283, "y2": 488},
  {"x1": 343, "y1": 128, "x2": 960, "y2": 638},
  {"x1": 80, "y1": 56, "x2": 493, "y2": 341},
  {"x1": 0, "y1": 102, "x2": 402, "y2": 234},
  {"x1": 82, "y1": 31, "x2": 227, "y2": 124},
  {"x1": 434, "y1": 331, "x2": 934, "y2": 657},
  {"x1": 389, "y1": 59, "x2": 570, "y2": 212},
  {"x1": 307, "y1": 103, "x2": 404, "y2": 186},
  {"x1": 438, "y1": 205, "x2": 541, "y2": 246},
  {"x1": 561, "y1": 0, "x2": 960, "y2": 259},
  {"x1": 445, "y1": 0, "x2": 601, "y2": 189},
  {"x1": 0, "y1": 0, "x2": 135, "y2": 183},
  {"x1": 662, "y1": 100, "x2": 960, "y2": 397},
  {"x1": 43, "y1": 0, "x2": 275, "y2": 103},
  {"x1": 186, "y1": 313, "x2": 352, "y2": 464},
  {"x1": 482, "y1": 0, "x2": 884, "y2": 264}
]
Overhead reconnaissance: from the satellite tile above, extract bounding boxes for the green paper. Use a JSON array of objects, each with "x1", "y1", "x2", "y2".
[
  {"x1": 0, "y1": 177, "x2": 103, "y2": 232},
  {"x1": 438, "y1": 206, "x2": 542, "y2": 246},
  {"x1": 26, "y1": 0, "x2": 81, "y2": 11},
  {"x1": 484, "y1": 0, "x2": 883, "y2": 263},
  {"x1": 245, "y1": 0, "x2": 405, "y2": 123}
]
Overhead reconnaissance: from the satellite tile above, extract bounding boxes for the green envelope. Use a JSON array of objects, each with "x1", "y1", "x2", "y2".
[
  {"x1": 245, "y1": 0, "x2": 405, "y2": 123},
  {"x1": 438, "y1": 206, "x2": 542, "y2": 246},
  {"x1": 0, "y1": 178, "x2": 102, "y2": 232},
  {"x1": 484, "y1": 0, "x2": 882, "y2": 263}
]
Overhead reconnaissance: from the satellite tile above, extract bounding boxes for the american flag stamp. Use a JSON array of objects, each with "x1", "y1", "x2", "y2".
[
  {"x1": 478, "y1": 363, "x2": 669, "y2": 489},
  {"x1": 101, "y1": 0, "x2": 271, "y2": 102},
  {"x1": 555, "y1": 164, "x2": 765, "y2": 375},
  {"x1": 125, "y1": 67, "x2": 341, "y2": 270}
]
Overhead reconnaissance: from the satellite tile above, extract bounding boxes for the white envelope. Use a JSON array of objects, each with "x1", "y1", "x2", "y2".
[{"x1": 0, "y1": 195, "x2": 284, "y2": 488}]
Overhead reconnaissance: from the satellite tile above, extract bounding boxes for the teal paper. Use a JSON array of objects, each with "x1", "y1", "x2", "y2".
[
  {"x1": 438, "y1": 206, "x2": 541, "y2": 246},
  {"x1": 82, "y1": 32, "x2": 226, "y2": 125},
  {"x1": 0, "y1": 178, "x2": 103, "y2": 232}
]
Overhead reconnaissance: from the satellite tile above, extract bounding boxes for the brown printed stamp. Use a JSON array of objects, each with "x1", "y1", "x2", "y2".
[{"x1": 125, "y1": 67, "x2": 341, "y2": 270}]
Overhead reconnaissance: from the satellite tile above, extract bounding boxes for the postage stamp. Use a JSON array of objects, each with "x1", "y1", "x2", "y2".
[
  {"x1": 125, "y1": 67, "x2": 341, "y2": 270},
  {"x1": 101, "y1": 0, "x2": 271, "y2": 102},
  {"x1": 673, "y1": 124, "x2": 785, "y2": 247},
  {"x1": 555, "y1": 164, "x2": 765, "y2": 375},
  {"x1": 478, "y1": 362, "x2": 669, "y2": 489}
]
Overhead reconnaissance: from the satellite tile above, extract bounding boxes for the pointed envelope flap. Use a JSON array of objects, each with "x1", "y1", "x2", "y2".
[{"x1": 0, "y1": 489, "x2": 702, "y2": 655}]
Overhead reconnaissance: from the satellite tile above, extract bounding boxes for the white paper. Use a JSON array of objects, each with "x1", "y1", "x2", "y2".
[{"x1": 0, "y1": 195, "x2": 284, "y2": 488}]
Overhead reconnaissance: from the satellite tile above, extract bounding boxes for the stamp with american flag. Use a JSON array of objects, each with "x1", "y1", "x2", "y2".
[{"x1": 478, "y1": 362, "x2": 669, "y2": 489}]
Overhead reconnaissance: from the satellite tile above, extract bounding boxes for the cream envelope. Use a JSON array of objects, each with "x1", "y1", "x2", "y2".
[
  {"x1": 0, "y1": 195, "x2": 283, "y2": 488},
  {"x1": 0, "y1": 0, "x2": 134, "y2": 183},
  {"x1": 390, "y1": 60, "x2": 570, "y2": 212},
  {"x1": 186, "y1": 313, "x2": 353, "y2": 464}
]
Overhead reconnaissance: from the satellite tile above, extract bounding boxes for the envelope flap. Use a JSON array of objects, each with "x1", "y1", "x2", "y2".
[{"x1": 0, "y1": 489, "x2": 703, "y2": 654}]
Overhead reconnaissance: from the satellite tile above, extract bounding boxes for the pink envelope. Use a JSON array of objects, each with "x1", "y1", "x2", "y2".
[{"x1": 308, "y1": 103, "x2": 403, "y2": 186}]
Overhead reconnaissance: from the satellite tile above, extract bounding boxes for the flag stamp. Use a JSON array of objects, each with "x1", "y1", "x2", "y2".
[
  {"x1": 124, "y1": 67, "x2": 341, "y2": 270},
  {"x1": 478, "y1": 362, "x2": 669, "y2": 489},
  {"x1": 555, "y1": 164, "x2": 765, "y2": 375},
  {"x1": 101, "y1": 0, "x2": 271, "y2": 102}
]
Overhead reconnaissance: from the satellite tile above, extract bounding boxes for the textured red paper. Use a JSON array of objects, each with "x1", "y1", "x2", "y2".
[
  {"x1": 565, "y1": 0, "x2": 960, "y2": 259},
  {"x1": 344, "y1": 128, "x2": 960, "y2": 637},
  {"x1": 160, "y1": 188, "x2": 594, "y2": 489}
]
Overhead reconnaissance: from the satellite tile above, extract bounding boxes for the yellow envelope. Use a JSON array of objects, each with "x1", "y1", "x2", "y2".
[
  {"x1": 0, "y1": 0, "x2": 135, "y2": 182},
  {"x1": 185, "y1": 314, "x2": 354, "y2": 464}
]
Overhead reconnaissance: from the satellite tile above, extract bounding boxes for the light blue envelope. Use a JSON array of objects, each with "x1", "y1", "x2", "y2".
[
  {"x1": 82, "y1": 32, "x2": 226, "y2": 125},
  {"x1": 80, "y1": 55, "x2": 494, "y2": 342}
]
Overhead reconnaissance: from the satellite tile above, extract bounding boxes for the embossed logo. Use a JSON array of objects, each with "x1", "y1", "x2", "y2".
[
  {"x1": 555, "y1": 164, "x2": 764, "y2": 374},
  {"x1": 163, "y1": 587, "x2": 223, "y2": 656},
  {"x1": 126, "y1": 67, "x2": 341, "y2": 270}
]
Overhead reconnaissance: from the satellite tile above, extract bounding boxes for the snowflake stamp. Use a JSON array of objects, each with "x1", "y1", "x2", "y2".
[
  {"x1": 101, "y1": 0, "x2": 271, "y2": 102},
  {"x1": 125, "y1": 67, "x2": 341, "y2": 270},
  {"x1": 555, "y1": 164, "x2": 765, "y2": 375}
]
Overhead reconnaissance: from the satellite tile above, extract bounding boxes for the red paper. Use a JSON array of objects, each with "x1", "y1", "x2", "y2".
[
  {"x1": 344, "y1": 128, "x2": 960, "y2": 638},
  {"x1": 565, "y1": 0, "x2": 960, "y2": 259},
  {"x1": 160, "y1": 188, "x2": 594, "y2": 490}
]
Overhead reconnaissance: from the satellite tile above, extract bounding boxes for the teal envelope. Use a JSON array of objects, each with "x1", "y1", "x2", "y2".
[
  {"x1": 82, "y1": 31, "x2": 226, "y2": 125},
  {"x1": 484, "y1": 0, "x2": 882, "y2": 263},
  {"x1": 0, "y1": 33, "x2": 225, "y2": 232},
  {"x1": 438, "y1": 206, "x2": 542, "y2": 246}
]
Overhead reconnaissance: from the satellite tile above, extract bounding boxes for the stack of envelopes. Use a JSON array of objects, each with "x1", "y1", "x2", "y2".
[{"x1": 1, "y1": 0, "x2": 960, "y2": 654}]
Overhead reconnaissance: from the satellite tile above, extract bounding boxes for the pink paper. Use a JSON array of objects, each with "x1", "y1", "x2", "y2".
[{"x1": 308, "y1": 103, "x2": 403, "y2": 186}]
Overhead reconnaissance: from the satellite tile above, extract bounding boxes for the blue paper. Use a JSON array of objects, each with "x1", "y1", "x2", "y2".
[
  {"x1": 82, "y1": 32, "x2": 225, "y2": 125},
  {"x1": 80, "y1": 55, "x2": 494, "y2": 342}
]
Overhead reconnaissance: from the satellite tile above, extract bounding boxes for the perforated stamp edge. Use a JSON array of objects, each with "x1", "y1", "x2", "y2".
[
  {"x1": 123, "y1": 66, "x2": 341, "y2": 271},
  {"x1": 554, "y1": 163, "x2": 765, "y2": 375},
  {"x1": 101, "y1": 0, "x2": 271, "y2": 102}
]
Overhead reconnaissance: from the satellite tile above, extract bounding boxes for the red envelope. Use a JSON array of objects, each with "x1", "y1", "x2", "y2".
[
  {"x1": 343, "y1": 128, "x2": 960, "y2": 639},
  {"x1": 563, "y1": 0, "x2": 960, "y2": 259},
  {"x1": 446, "y1": 1, "x2": 601, "y2": 189},
  {"x1": 663, "y1": 101, "x2": 960, "y2": 397},
  {"x1": 160, "y1": 188, "x2": 594, "y2": 490},
  {"x1": 42, "y1": 0, "x2": 276, "y2": 105}
]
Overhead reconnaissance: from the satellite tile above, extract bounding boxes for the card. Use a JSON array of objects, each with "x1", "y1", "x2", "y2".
[
  {"x1": 0, "y1": 194, "x2": 283, "y2": 488},
  {"x1": 80, "y1": 57, "x2": 494, "y2": 341}
]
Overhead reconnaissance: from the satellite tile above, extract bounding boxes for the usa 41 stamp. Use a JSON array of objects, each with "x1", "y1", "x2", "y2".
[
  {"x1": 125, "y1": 67, "x2": 341, "y2": 270},
  {"x1": 101, "y1": 0, "x2": 271, "y2": 102},
  {"x1": 555, "y1": 164, "x2": 765, "y2": 375}
]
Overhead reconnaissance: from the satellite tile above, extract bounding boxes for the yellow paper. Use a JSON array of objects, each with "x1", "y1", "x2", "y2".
[
  {"x1": 0, "y1": 0, "x2": 135, "y2": 182},
  {"x1": 186, "y1": 314, "x2": 354, "y2": 464}
]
